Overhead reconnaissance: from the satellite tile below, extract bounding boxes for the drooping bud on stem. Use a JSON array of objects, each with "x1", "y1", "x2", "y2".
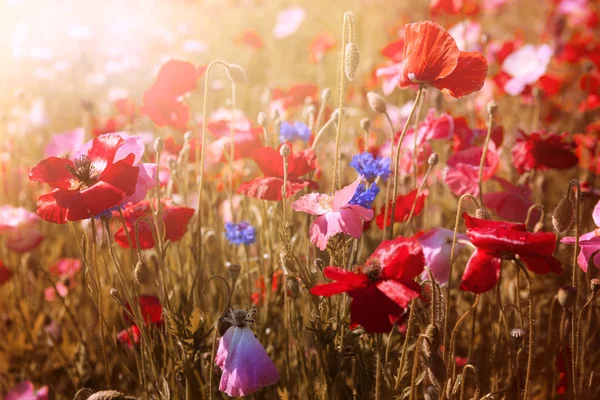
[
  {"x1": 360, "y1": 117, "x2": 371, "y2": 133},
  {"x1": 134, "y1": 261, "x2": 150, "y2": 285},
  {"x1": 366, "y1": 92, "x2": 387, "y2": 114},
  {"x1": 475, "y1": 207, "x2": 491, "y2": 220},
  {"x1": 558, "y1": 285, "x2": 577, "y2": 309},
  {"x1": 428, "y1": 153, "x2": 439, "y2": 166},
  {"x1": 552, "y1": 192, "x2": 575, "y2": 233},
  {"x1": 344, "y1": 42, "x2": 360, "y2": 81},
  {"x1": 226, "y1": 63, "x2": 247, "y2": 84}
]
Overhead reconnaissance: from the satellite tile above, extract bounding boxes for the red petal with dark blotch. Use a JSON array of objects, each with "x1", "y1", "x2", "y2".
[
  {"x1": 87, "y1": 133, "x2": 125, "y2": 171},
  {"x1": 463, "y1": 212, "x2": 557, "y2": 256},
  {"x1": 400, "y1": 21, "x2": 460, "y2": 86},
  {"x1": 29, "y1": 157, "x2": 75, "y2": 190},
  {"x1": 460, "y1": 249, "x2": 502, "y2": 293},
  {"x1": 370, "y1": 236, "x2": 425, "y2": 281},
  {"x1": 434, "y1": 51, "x2": 488, "y2": 98},
  {"x1": 100, "y1": 154, "x2": 140, "y2": 196},
  {"x1": 237, "y1": 177, "x2": 317, "y2": 201},
  {"x1": 348, "y1": 285, "x2": 406, "y2": 333},
  {"x1": 376, "y1": 279, "x2": 421, "y2": 308}
]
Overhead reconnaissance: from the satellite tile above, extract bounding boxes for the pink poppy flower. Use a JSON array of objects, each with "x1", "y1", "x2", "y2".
[
  {"x1": 561, "y1": 199, "x2": 600, "y2": 272},
  {"x1": 44, "y1": 258, "x2": 82, "y2": 301},
  {"x1": 273, "y1": 6, "x2": 306, "y2": 39},
  {"x1": 418, "y1": 227, "x2": 469, "y2": 285},
  {"x1": 44, "y1": 128, "x2": 85, "y2": 158},
  {"x1": 216, "y1": 308, "x2": 280, "y2": 397},
  {"x1": 376, "y1": 63, "x2": 404, "y2": 95},
  {"x1": 0, "y1": 205, "x2": 43, "y2": 253},
  {"x1": 6, "y1": 381, "x2": 48, "y2": 400},
  {"x1": 444, "y1": 142, "x2": 500, "y2": 197},
  {"x1": 448, "y1": 20, "x2": 482, "y2": 52},
  {"x1": 291, "y1": 177, "x2": 374, "y2": 250},
  {"x1": 483, "y1": 177, "x2": 536, "y2": 223},
  {"x1": 501, "y1": 44, "x2": 553, "y2": 96}
]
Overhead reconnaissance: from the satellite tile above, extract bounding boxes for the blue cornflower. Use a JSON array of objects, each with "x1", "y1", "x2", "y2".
[
  {"x1": 349, "y1": 152, "x2": 392, "y2": 182},
  {"x1": 349, "y1": 182, "x2": 380, "y2": 209},
  {"x1": 279, "y1": 121, "x2": 311, "y2": 143},
  {"x1": 225, "y1": 221, "x2": 256, "y2": 245}
]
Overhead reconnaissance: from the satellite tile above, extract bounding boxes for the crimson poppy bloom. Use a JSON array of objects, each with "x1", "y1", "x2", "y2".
[
  {"x1": 460, "y1": 212, "x2": 562, "y2": 293},
  {"x1": 114, "y1": 200, "x2": 195, "y2": 249},
  {"x1": 117, "y1": 295, "x2": 164, "y2": 347},
  {"x1": 309, "y1": 31, "x2": 336, "y2": 63},
  {"x1": 511, "y1": 130, "x2": 579, "y2": 174},
  {"x1": 311, "y1": 236, "x2": 425, "y2": 333},
  {"x1": 376, "y1": 189, "x2": 427, "y2": 229},
  {"x1": 429, "y1": 0, "x2": 479, "y2": 15},
  {"x1": 237, "y1": 144, "x2": 318, "y2": 201},
  {"x1": 234, "y1": 28, "x2": 264, "y2": 50},
  {"x1": 30, "y1": 134, "x2": 140, "y2": 224},
  {"x1": 400, "y1": 21, "x2": 488, "y2": 98},
  {"x1": 270, "y1": 83, "x2": 318, "y2": 113}
]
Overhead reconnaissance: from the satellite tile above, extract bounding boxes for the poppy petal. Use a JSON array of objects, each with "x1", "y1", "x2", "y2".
[
  {"x1": 518, "y1": 255, "x2": 563, "y2": 275},
  {"x1": 332, "y1": 176, "x2": 363, "y2": 210},
  {"x1": 460, "y1": 249, "x2": 502, "y2": 293},
  {"x1": 29, "y1": 157, "x2": 75, "y2": 190},
  {"x1": 434, "y1": 51, "x2": 488, "y2": 98},
  {"x1": 376, "y1": 279, "x2": 421, "y2": 308},
  {"x1": 372, "y1": 236, "x2": 426, "y2": 280}
]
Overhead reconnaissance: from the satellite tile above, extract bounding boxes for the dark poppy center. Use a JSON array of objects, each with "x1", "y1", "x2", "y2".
[
  {"x1": 66, "y1": 155, "x2": 98, "y2": 188},
  {"x1": 355, "y1": 259, "x2": 381, "y2": 282}
]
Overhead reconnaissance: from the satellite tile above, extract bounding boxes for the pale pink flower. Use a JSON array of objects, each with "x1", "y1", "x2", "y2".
[
  {"x1": 44, "y1": 128, "x2": 85, "y2": 157},
  {"x1": 0, "y1": 205, "x2": 43, "y2": 253},
  {"x1": 6, "y1": 381, "x2": 49, "y2": 400},
  {"x1": 501, "y1": 44, "x2": 553, "y2": 96},
  {"x1": 273, "y1": 6, "x2": 306, "y2": 39},
  {"x1": 376, "y1": 63, "x2": 403, "y2": 95},
  {"x1": 45, "y1": 258, "x2": 82, "y2": 301},
  {"x1": 419, "y1": 228, "x2": 469, "y2": 285},
  {"x1": 292, "y1": 177, "x2": 374, "y2": 250},
  {"x1": 562, "y1": 199, "x2": 600, "y2": 272},
  {"x1": 216, "y1": 308, "x2": 280, "y2": 397},
  {"x1": 448, "y1": 21, "x2": 482, "y2": 52}
]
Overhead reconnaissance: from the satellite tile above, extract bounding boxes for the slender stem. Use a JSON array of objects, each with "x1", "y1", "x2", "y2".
[
  {"x1": 310, "y1": 117, "x2": 334, "y2": 151},
  {"x1": 401, "y1": 161, "x2": 434, "y2": 235},
  {"x1": 514, "y1": 259, "x2": 534, "y2": 400},
  {"x1": 411, "y1": 89, "x2": 426, "y2": 188},
  {"x1": 569, "y1": 179, "x2": 581, "y2": 399},
  {"x1": 375, "y1": 333, "x2": 382, "y2": 400},
  {"x1": 409, "y1": 335, "x2": 427, "y2": 400},
  {"x1": 446, "y1": 295, "x2": 480, "y2": 383},
  {"x1": 228, "y1": 82, "x2": 237, "y2": 223},
  {"x1": 442, "y1": 193, "x2": 480, "y2": 363},
  {"x1": 576, "y1": 292, "x2": 596, "y2": 392},
  {"x1": 478, "y1": 104, "x2": 495, "y2": 206},
  {"x1": 395, "y1": 300, "x2": 417, "y2": 390},
  {"x1": 524, "y1": 203, "x2": 544, "y2": 229},
  {"x1": 389, "y1": 85, "x2": 424, "y2": 238}
]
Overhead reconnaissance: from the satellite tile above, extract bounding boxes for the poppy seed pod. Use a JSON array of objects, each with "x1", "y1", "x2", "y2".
[
  {"x1": 134, "y1": 261, "x2": 150, "y2": 285},
  {"x1": 366, "y1": 92, "x2": 387, "y2": 114},
  {"x1": 428, "y1": 153, "x2": 439, "y2": 166},
  {"x1": 591, "y1": 278, "x2": 600, "y2": 293},
  {"x1": 226, "y1": 63, "x2": 247, "y2": 84},
  {"x1": 154, "y1": 137, "x2": 164, "y2": 153},
  {"x1": 475, "y1": 207, "x2": 491, "y2": 220},
  {"x1": 257, "y1": 111, "x2": 267, "y2": 127},
  {"x1": 509, "y1": 328, "x2": 526, "y2": 349},
  {"x1": 279, "y1": 143, "x2": 291, "y2": 157},
  {"x1": 487, "y1": 100, "x2": 497, "y2": 115},
  {"x1": 360, "y1": 117, "x2": 371, "y2": 133},
  {"x1": 558, "y1": 285, "x2": 577, "y2": 309},
  {"x1": 552, "y1": 195, "x2": 575, "y2": 233},
  {"x1": 344, "y1": 42, "x2": 360, "y2": 81},
  {"x1": 227, "y1": 264, "x2": 241, "y2": 282}
]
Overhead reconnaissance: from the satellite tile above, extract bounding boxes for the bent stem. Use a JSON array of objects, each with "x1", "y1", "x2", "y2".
[
  {"x1": 524, "y1": 203, "x2": 544, "y2": 229},
  {"x1": 568, "y1": 178, "x2": 581, "y2": 399},
  {"x1": 442, "y1": 193, "x2": 480, "y2": 363},
  {"x1": 446, "y1": 294, "x2": 480, "y2": 383},
  {"x1": 576, "y1": 290, "x2": 596, "y2": 393},
  {"x1": 394, "y1": 300, "x2": 417, "y2": 390},
  {"x1": 411, "y1": 88, "x2": 426, "y2": 188},
  {"x1": 389, "y1": 85, "x2": 424, "y2": 238},
  {"x1": 478, "y1": 104, "x2": 496, "y2": 206},
  {"x1": 401, "y1": 160, "x2": 435, "y2": 235},
  {"x1": 514, "y1": 258, "x2": 534, "y2": 400}
]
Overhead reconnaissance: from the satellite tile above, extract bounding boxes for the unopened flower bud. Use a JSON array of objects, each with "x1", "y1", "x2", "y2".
[
  {"x1": 109, "y1": 288, "x2": 118, "y2": 297},
  {"x1": 475, "y1": 208, "x2": 491, "y2": 220},
  {"x1": 344, "y1": 42, "x2": 360, "y2": 81},
  {"x1": 87, "y1": 391, "x2": 131, "y2": 400},
  {"x1": 279, "y1": 143, "x2": 291, "y2": 157},
  {"x1": 184, "y1": 130, "x2": 192, "y2": 143},
  {"x1": 509, "y1": 328, "x2": 526, "y2": 349},
  {"x1": 286, "y1": 277, "x2": 300, "y2": 298},
  {"x1": 134, "y1": 261, "x2": 150, "y2": 285},
  {"x1": 360, "y1": 118, "x2": 371, "y2": 132},
  {"x1": 552, "y1": 195, "x2": 575, "y2": 233},
  {"x1": 558, "y1": 285, "x2": 577, "y2": 309},
  {"x1": 314, "y1": 258, "x2": 324, "y2": 271},
  {"x1": 154, "y1": 137, "x2": 164, "y2": 153},
  {"x1": 227, "y1": 264, "x2": 241, "y2": 282},
  {"x1": 257, "y1": 112, "x2": 267, "y2": 127},
  {"x1": 331, "y1": 108, "x2": 344, "y2": 123},
  {"x1": 367, "y1": 92, "x2": 387, "y2": 114},
  {"x1": 487, "y1": 101, "x2": 497, "y2": 115},
  {"x1": 307, "y1": 104, "x2": 317, "y2": 116},
  {"x1": 591, "y1": 279, "x2": 600, "y2": 293},
  {"x1": 428, "y1": 153, "x2": 439, "y2": 166},
  {"x1": 226, "y1": 63, "x2": 247, "y2": 84}
]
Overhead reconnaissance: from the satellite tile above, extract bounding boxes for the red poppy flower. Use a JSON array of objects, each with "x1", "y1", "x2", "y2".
[
  {"x1": 311, "y1": 236, "x2": 425, "y2": 333},
  {"x1": 444, "y1": 143, "x2": 500, "y2": 197},
  {"x1": 141, "y1": 60, "x2": 205, "y2": 132},
  {"x1": 234, "y1": 28, "x2": 264, "y2": 50},
  {"x1": 483, "y1": 177, "x2": 536, "y2": 223},
  {"x1": 381, "y1": 39, "x2": 404, "y2": 62},
  {"x1": 114, "y1": 200, "x2": 195, "y2": 249},
  {"x1": 0, "y1": 260, "x2": 12, "y2": 287},
  {"x1": 512, "y1": 130, "x2": 578, "y2": 174},
  {"x1": 117, "y1": 295, "x2": 164, "y2": 348},
  {"x1": 429, "y1": 0, "x2": 479, "y2": 15},
  {"x1": 115, "y1": 98, "x2": 137, "y2": 121},
  {"x1": 460, "y1": 212, "x2": 562, "y2": 293},
  {"x1": 400, "y1": 21, "x2": 488, "y2": 98},
  {"x1": 91, "y1": 116, "x2": 125, "y2": 137},
  {"x1": 452, "y1": 116, "x2": 504, "y2": 152},
  {"x1": 309, "y1": 31, "x2": 336, "y2": 63},
  {"x1": 237, "y1": 144, "x2": 318, "y2": 201},
  {"x1": 30, "y1": 134, "x2": 140, "y2": 224},
  {"x1": 376, "y1": 189, "x2": 427, "y2": 229},
  {"x1": 271, "y1": 83, "x2": 318, "y2": 111}
]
